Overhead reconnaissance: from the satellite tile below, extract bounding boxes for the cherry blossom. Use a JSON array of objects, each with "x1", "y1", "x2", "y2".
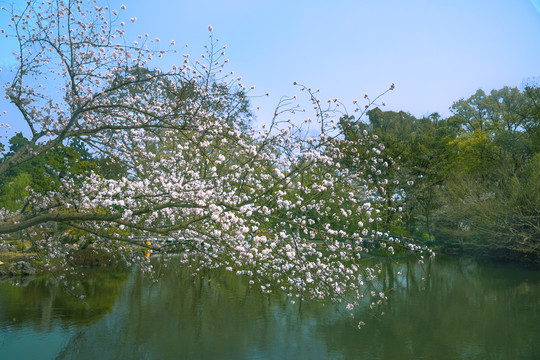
[{"x1": 0, "y1": 0, "x2": 432, "y2": 323}]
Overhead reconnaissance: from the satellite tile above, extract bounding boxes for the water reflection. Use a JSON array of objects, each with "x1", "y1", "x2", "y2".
[
  {"x1": 0, "y1": 269, "x2": 128, "y2": 328},
  {"x1": 56, "y1": 262, "x2": 345, "y2": 360},
  {"x1": 1, "y1": 256, "x2": 539, "y2": 360},
  {"x1": 369, "y1": 256, "x2": 540, "y2": 360},
  {"x1": 0, "y1": 267, "x2": 129, "y2": 359}
]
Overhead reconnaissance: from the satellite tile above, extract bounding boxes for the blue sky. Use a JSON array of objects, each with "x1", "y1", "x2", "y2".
[{"x1": 1, "y1": 0, "x2": 540, "y2": 139}]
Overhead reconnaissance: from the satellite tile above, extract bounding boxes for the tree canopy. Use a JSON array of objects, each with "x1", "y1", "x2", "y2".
[{"x1": 363, "y1": 85, "x2": 540, "y2": 262}]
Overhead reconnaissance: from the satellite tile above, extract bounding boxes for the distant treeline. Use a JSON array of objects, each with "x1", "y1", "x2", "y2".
[
  {"x1": 342, "y1": 85, "x2": 539, "y2": 263},
  {"x1": 1, "y1": 84, "x2": 539, "y2": 263}
]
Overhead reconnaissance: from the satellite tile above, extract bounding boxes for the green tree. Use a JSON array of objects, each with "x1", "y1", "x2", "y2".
[
  {"x1": 0, "y1": 132, "x2": 98, "y2": 209},
  {"x1": 437, "y1": 86, "x2": 540, "y2": 260},
  {"x1": 359, "y1": 109, "x2": 457, "y2": 241}
]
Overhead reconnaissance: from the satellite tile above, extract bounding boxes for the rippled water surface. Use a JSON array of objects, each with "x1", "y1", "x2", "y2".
[{"x1": 1, "y1": 255, "x2": 539, "y2": 359}]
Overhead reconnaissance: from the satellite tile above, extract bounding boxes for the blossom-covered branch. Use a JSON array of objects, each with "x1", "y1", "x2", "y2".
[{"x1": 0, "y1": 0, "x2": 431, "y2": 318}]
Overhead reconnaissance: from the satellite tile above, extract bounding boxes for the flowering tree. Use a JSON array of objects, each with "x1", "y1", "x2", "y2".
[{"x1": 0, "y1": 0, "x2": 431, "y2": 318}]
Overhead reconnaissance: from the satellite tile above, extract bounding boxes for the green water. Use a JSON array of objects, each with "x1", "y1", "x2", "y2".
[{"x1": 0, "y1": 255, "x2": 538, "y2": 359}]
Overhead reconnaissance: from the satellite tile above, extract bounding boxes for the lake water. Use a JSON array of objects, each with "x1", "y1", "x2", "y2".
[{"x1": 0, "y1": 255, "x2": 539, "y2": 359}]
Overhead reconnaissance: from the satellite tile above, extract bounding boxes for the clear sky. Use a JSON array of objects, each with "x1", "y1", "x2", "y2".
[{"x1": 1, "y1": 0, "x2": 540, "y2": 139}]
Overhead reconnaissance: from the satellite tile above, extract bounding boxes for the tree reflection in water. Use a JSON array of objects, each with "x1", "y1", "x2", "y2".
[
  {"x1": 0, "y1": 267, "x2": 129, "y2": 330},
  {"x1": 1, "y1": 256, "x2": 539, "y2": 360}
]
